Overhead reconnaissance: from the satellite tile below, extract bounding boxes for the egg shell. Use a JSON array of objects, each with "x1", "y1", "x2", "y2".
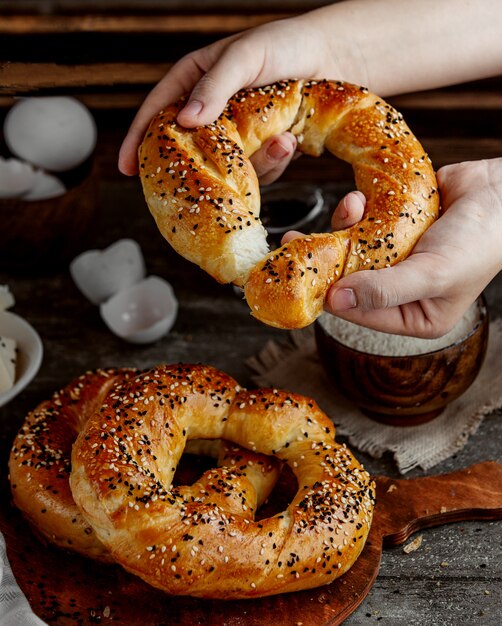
[
  {"x1": 4, "y1": 96, "x2": 97, "y2": 172},
  {"x1": 0, "y1": 157, "x2": 37, "y2": 199},
  {"x1": 100, "y1": 276, "x2": 178, "y2": 344},
  {"x1": 0, "y1": 285, "x2": 15, "y2": 311},
  {"x1": 70, "y1": 239, "x2": 146, "y2": 305},
  {"x1": 21, "y1": 169, "x2": 66, "y2": 201}
]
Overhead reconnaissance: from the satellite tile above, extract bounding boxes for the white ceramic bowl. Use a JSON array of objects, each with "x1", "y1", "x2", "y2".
[{"x1": 0, "y1": 311, "x2": 43, "y2": 407}]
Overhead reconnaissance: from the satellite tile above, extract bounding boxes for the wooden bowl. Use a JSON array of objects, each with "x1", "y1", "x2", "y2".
[
  {"x1": 314, "y1": 296, "x2": 489, "y2": 426},
  {"x1": 0, "y1": 158, "x2": 98, "y2": 274}
]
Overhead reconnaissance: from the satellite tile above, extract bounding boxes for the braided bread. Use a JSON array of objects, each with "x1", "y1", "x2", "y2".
[
  {"x1": 139, "y1": 79, "x2": 439, "y2": 328},
  {"x1": 70, "y1": 364, "x2": 375, "y2": 599}
]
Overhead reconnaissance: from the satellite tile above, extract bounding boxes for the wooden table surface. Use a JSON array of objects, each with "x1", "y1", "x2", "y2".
[
  {"x1": 1, "y1": 4, "x2": 502, "y2": 621},
  {"x1": 1, "y1": 163, "x2": 502, "y2": 624}
]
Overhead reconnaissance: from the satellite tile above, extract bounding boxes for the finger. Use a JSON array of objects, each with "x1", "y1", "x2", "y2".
[
  {"x1": 329, "y1": 254, "x2": 445, "y2": 312},
  {"x1": 323, "y1": 292, "x2": 472, "y2": 339},
  {"x1": 118, "y1": 37, "x2": 239, "y2": 177},
  {"x1": 280, "y1": 230, "x2": 305, "y2": 245},
  {"x1": 331, "y1": 191, "x2": 366, "y2": 230},
  {"x1": 323, "y1": 298, "x2": 450, "y2": 338},
  {"x1": 118, "y1": 56, "x2": 206, "y2": 176},
  {"x1": 176, "y1": 40, "x2": 265, "y2": 128},
  {"x1": 250, "y1": 133, "x2": 297, "y2": 185},
  {"x1": 325, "y1": 256, "x2": 448, "y2": 336}
]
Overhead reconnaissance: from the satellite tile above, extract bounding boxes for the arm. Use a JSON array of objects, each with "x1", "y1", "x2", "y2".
[
  {"x1": 119, "y1": 1, "x2": 502, "y2": 339},
  {"x1": 320, "y1": 0, "x2": 502, "y2": 97},
  {"x1": 119, "y1": 0, "x2": 502, "y2": 175}
]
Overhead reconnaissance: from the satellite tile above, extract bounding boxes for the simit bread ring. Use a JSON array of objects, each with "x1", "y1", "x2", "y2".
[
  {"x1": 70, "y1": 363, "x2": 375, "y2": 599},
  {"x1": 8, "y1": 368, "x2": 280, "y2": 561},
  {"x1": 9, "y1": 368, "x2": 137, "y2": 561},
  {"x1": 179, "y1": 438, "x2": 281, "y2": 517},
  {"x1": 139, "y1": 79, "x2": 439, "y2": 328}
]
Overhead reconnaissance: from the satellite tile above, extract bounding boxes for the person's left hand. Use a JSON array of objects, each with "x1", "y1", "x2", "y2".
[{"x1": 284, "y1": 158, "x2": 502, "y2": 338}]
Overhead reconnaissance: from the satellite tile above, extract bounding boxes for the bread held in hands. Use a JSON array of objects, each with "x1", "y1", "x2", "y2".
[{"x1": 139, "y1": 79, "x2": 439, "y2": 328}]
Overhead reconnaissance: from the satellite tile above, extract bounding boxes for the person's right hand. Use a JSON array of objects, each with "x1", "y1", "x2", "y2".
[{"x1": 118, "y1": 12, "x2": 349, "y2": 178}]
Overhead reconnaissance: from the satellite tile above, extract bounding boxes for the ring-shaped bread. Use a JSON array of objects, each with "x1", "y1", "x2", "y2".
[
  {"x1": 70, "y1": 364, "x2": 375, "y2": 599},
  {"x1": 9, "y1": 368, "x2": 136, "y2": 560},
  {"x1": 8, "y1": 368, "x2": 280, "y2": 562},
  {"x1": 139, "y1": 79, "x2": 439, "y2": 328}
]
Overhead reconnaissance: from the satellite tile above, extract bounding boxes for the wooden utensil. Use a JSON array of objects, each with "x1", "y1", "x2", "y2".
[{"x1": 2, "y1": 460, "x2": 501, "y2": 626}]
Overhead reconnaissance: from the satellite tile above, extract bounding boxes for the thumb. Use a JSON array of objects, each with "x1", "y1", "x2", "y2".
[
  {"x1": 177, "y1": 44, "x2": 258, "y2": 128},
  {"x1": 325, "y1": 256, "x2": 441, "y2": 334}
]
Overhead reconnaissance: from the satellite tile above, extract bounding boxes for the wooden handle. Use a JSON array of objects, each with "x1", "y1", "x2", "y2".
[{"x1": 374, "y1": 460, "x2": 502, "y2": 546}]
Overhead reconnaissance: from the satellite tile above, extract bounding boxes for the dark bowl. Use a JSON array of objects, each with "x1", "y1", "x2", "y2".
[
  {"x1": 314, "y1": 296, "x2": 489, "y2": 426},
  {"x1": 0, "y1": 158, "x2": 98, "y2": 275},
  {"x1": 260, "y1": 182, "x2": 330, "y2": 248}
]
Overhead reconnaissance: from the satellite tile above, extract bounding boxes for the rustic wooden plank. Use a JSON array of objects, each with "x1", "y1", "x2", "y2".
[
  {"x1": 3, "y1": 88, "x2": 502, "y2": 111},
  {"x1": 0, "y1": 13, "x2": 289, "y2": 34},
  {"x1": 0, "y1": 0, "x2": 328, "y2": 8},
  {"x1": 345, "y1": 516, "x2": 502, "y2": 624},
  {"x1": 345, "y1": 575, "x2": 501, "y2": 625},
  {"x1": 0, "y1": 92, "x2": 146, "y2": 109},
  {"x1": 0, "y1": 61, "x2": 173, "y2": 92},
  {"x1": 391, "y1": 90, "x2": 502, "y2": 110},
  {"x1": 1, "y1": 62, "x2": 500, "y2": 112},
  {"x1": 381, "y1": 521, "x2": 502, "y2": 577},
  {"x1": 1, "y1": 116, "x2": 502, "y2": 625},
  {"x1": 0, "y1": 89, "x2": 496, "y2": 110}
]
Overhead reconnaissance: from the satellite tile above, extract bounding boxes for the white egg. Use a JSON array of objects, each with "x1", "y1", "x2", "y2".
[
  {"x1": 4, "y1": 96, "x2": 97, "y2": 172},
  {"x1": 21, "y1": 169, "x2": 66, "y2": 201},
  {"x1": 0, "y1": 157, "x2": 37, "y2": 198}
]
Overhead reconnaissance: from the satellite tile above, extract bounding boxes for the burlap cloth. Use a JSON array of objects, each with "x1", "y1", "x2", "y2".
[{"x1": 246, "y1": 318, "x2": 502, "y2": 474}]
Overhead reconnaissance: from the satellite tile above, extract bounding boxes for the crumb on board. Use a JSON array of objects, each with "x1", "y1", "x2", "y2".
[{"x1": 403, "y1": 535, "x2": 423, "y2": 554}]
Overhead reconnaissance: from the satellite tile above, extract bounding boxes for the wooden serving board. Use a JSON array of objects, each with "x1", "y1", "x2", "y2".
[{"x1": 2, "y1": 460, "x2": 502, "y2": 626}]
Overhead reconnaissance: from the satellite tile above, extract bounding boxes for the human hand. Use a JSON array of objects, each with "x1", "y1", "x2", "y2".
[
  {"x1": 118, "y1": 12, "x2": 343, "y2": 177},
  {"x1": 285, "y1": 158, "x2": 502, "y2": 338},
  {"x1": 119, "y1": 0, "x2": 502, "y2": 179}
]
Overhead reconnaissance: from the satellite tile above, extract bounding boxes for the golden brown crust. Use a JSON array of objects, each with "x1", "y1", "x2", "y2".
[
  {"x1": 8, "y1": 369, "x2": 282, "y2": 563},
  {"x1": 8, "y1": 368, "x2": 137, "y2": 560},
  {"x1": 70, "y1": 363, "x2": 375, "y2": 599},
  {"x1": 245, "y1": 233, "x2": 350, "y2": 328},
  {"x1": 139, "y1": 104, "x2": 266, "y2": 286},
  {"x1": 139, "y1": 79, "x2": 439, "y2": 328}
]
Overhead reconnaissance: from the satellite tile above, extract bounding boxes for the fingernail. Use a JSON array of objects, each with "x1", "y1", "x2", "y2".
[
  {"x1": 181, "y1": 99, "x2": 203, "y2": 118},
  {"x1": 346, "y1": 191, "x2": 365, "y2": 214},
  {"x1": 339, "y1": 197, "x2": 350, "y2": 219},
  {"x1": 267, "y1": 140, "x2": 290, "y2": 160},
  {"x1": 329, "y1": 288, "x2": 357, "y2": 311}
]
